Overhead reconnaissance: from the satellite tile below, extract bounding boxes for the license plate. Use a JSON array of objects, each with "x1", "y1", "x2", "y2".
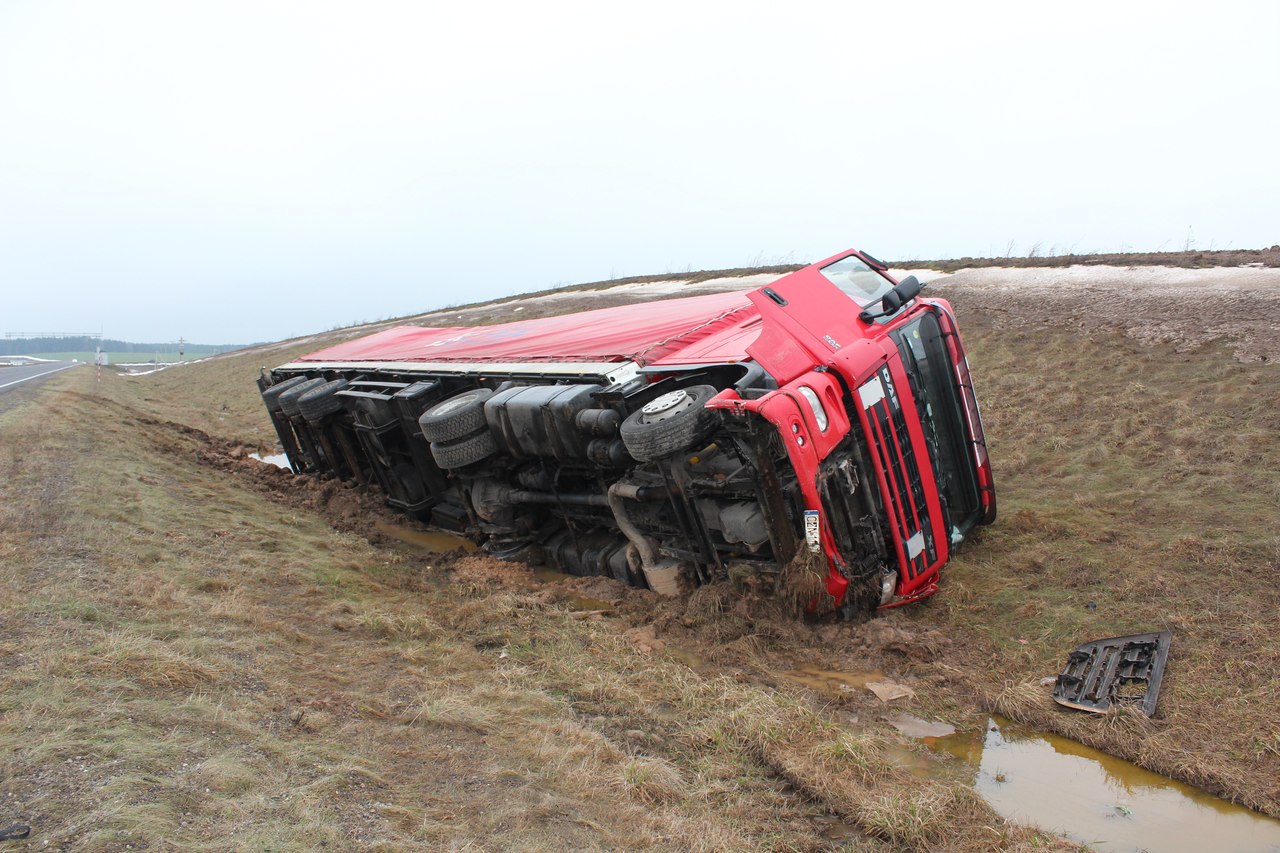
[{"x1": 804, "y1": 510, "x2": 821, "y2": 553}]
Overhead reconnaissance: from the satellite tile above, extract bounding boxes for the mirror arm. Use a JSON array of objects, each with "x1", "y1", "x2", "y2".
[{"x1": 856, "y1": 278, "x2": 926, "y2": 324}]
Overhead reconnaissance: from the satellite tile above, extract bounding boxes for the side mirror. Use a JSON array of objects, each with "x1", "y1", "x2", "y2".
[
  {"x1": 892, "y1": 275, "x2": 923, "y2": 305},
  {"x1": 858, "y1": 275, "x2": 925, "y2": 323}
]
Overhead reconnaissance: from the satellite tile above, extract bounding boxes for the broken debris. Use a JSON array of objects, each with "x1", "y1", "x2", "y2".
[
  {"x1": 866, "y1": 679, "x2": 916, "y2": 702},
  {"x1": 1052, "y1": 630, "x2": 1171, "y2": 716}
]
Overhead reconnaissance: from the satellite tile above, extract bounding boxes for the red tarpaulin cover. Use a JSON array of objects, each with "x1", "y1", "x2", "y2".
[{"x1": 295, "y1": 290, "x2": 763, "y2": 367}]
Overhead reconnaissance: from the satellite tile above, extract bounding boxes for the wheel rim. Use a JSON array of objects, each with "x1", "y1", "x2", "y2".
[{"x1": 640, "y1": 389, "x2": 692, "y2": 422}]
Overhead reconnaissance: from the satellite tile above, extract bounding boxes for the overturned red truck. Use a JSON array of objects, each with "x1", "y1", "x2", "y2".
[{"x1": 259, "y1": 250, "x2": 995, "y2": 615}]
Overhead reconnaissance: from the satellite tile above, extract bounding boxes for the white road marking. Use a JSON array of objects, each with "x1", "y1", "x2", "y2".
[{"x1": 0, "y1": 362, "x2": 80, "y2": 391}]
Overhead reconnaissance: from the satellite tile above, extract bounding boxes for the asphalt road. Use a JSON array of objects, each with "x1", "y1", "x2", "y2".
[{"x1": 0, "y1": 360, "x2": 81, "y2": 399}]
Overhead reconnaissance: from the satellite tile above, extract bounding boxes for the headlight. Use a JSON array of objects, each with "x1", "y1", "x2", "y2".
[{"x1": 797, "y1": 386, "x2": 828, "y2": 432}]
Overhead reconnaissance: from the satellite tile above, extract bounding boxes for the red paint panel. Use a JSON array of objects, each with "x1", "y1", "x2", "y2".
[{"x1": 296, "y1": 291, "x2": 758, "y2": 366}]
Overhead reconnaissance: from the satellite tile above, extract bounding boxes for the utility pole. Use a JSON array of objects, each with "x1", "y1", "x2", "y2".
[{"x1": 178, "y1": 337, "x2": 185, "y2": 359}]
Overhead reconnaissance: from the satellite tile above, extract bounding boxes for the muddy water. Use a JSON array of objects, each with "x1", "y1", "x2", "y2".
[
  {"x1": 915, "y1": 717, "x2": 1280, "y2": 852},
  {"x1": 778, "y1": 666, "x2": 885, "y2": 695},
  {"x1": 664, "y1": 647, "x2": 708, "y2": 672},
  {"x1": 530, "y1": 567, "x2": 617, "y2": 612},
  {"x1": 372, "y1": 520, "x2": 477, "y2": 554},
  {"x1": 532, "y1": 566, "x2": 574, "y2": 585},
  {"x1": 888, "y1": 714, "x2": 955, "y2": 739}
]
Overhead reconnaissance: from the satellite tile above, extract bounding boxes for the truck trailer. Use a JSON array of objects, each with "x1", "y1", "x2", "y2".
[{"x1": 259, "y1": 249, "x2": 995, "y2": 616}]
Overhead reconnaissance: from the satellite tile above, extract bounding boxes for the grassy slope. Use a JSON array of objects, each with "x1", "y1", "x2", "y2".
[{"x1": 0, "y1": 362, "x2": 1068, "y2": 848}]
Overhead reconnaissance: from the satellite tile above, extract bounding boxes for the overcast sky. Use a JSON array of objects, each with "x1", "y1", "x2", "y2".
[{"x1": 1, "y1": 1, "x2": 1277, "y2": 344}]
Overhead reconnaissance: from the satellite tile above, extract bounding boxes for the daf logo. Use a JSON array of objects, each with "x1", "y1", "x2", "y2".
[{"x1": 823, "y1": 334, "x2": 840, "y2": 350}]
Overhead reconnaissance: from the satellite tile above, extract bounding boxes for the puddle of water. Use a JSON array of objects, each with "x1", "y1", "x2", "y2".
[
  {"x1": 529, "y1": 567, "x2": 617, "y2": 612},
  {"x1": 919, "y1": 717, "x2": 1280, "y2": 853},
  {"x1": 778, "y1": 666, "x2": 885, "y2": 697},
  {"x1": 811, "y1": 814, "x2": 861, "y2": 842},
  {"x1": 565, "y1": 594, "x2": 615, "y2": 612},
  {"x1": 373, "y1": 520, "x2": 477, "y2": 554},
  {"x1": 533, "y1": 566, "x2": 572, "y2": 584},
  {"x1": 249, "y1": 451, "x2": 291, "y2": 469}
]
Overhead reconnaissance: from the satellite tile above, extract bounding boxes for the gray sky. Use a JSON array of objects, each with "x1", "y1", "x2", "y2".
[{"x1": 2, "y1": 1, "x2": 1277, "y2": 344}]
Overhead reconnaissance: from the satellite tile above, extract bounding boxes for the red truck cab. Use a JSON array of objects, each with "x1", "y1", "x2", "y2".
[
  {"x1": 711, "y1": 250, "x2": 996, "y2": 608},
  {"x1": 261, "y1": 249, "x2": 995, "y2": 614}
]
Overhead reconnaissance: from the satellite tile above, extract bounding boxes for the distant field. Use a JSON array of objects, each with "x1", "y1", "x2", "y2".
[{"x1": 33, "y1": 351, "x2": 208, "y2": 364}]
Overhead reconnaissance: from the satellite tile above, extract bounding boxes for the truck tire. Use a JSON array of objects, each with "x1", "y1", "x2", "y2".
[
  {"x1": 278, "y1": 378, "x2": 326, "y2": 418},
  {"x1": 620, "y1": 384, "x2": 719, "y2": 461},
  {"x1": 261, "y1": 375, "x2": 310, "y2": 412},
  {"x1": 418, "y1": 389, "x2": 494, "y2": 442},
  {"x1": 430, "y1": 430, "x2": 498, "y2": 469},
  {"x1": 299, "y1": 379, "x2": 349, "y2": 423}
]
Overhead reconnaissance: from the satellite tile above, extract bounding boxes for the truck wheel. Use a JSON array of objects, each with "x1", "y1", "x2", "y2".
[
  {"x1": 278, "y1": 378, "x2": 326, "y2": 418},
  {"x1": 418, "y1": 389, "x2": 494, "y2": 443},
  {"x1": 619, "y1": 384, "x2": 719, "y2": 461},
  {"x1": 262, "y1": 375, "x2": 310, "y2": 412},
  {"x1": 299, "y1": 379, "x2": 349, "y2": 423},
  {"x1": 430, "y1": 430, "x2": 498, "y2": 469}
]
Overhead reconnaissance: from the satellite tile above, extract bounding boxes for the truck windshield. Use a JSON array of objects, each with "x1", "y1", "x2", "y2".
[{"x1": 891, "y1": 311, "x2": 982, "y2": 536}]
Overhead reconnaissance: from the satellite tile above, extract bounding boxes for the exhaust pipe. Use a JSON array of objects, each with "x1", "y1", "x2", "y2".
[{"x1": 607, "y1": 482, "x2": 681, "y2": 596}]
